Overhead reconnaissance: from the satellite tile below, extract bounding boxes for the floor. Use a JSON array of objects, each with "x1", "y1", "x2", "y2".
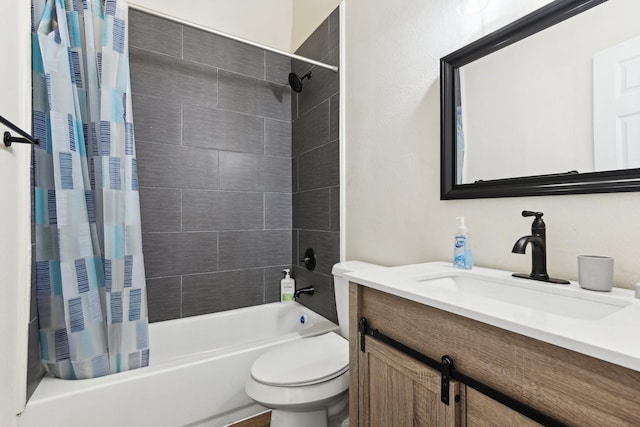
[{"x1": 229, "y1": 411, "x2": 271, "y2": 427}]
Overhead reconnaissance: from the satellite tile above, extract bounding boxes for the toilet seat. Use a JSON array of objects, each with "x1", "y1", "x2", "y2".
[
  {"x1": 246, "y1": 332, "x2": 350, "y2": 411},
  {"x1": 251, "y1": 332, "x2": 349, "y2": 387},
  {"x1": 246, "y1": 370, "x2": 349, "y2": 411}
]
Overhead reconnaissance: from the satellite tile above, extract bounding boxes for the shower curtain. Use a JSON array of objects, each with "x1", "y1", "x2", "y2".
[{"x1": 32, "y1": 0, "x2": 149, "y2": 379}]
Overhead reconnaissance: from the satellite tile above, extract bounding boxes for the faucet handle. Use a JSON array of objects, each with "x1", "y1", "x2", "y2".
[
  {"x1": 522, "y1": 210, "x2": 545, "y2": 235},
  {"x1": 522, "y1": 210, "x2": 543, "y2": 218}
]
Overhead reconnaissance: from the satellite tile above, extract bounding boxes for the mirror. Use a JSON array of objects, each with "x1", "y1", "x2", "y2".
[{"x1": 441, "y1": 0, "x2": 640, "y2": 199}]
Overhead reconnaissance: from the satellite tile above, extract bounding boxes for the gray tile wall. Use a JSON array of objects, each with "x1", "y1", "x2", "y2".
[
  {"x1": 292, "y1": 8, "x2": 341, "y2": 323},
  {"x1": 130, "y1": 9, "x2": 293, "y2": 322},
  {"x1": 27, "y1": 157, "x2": 45, "y2": 401}
]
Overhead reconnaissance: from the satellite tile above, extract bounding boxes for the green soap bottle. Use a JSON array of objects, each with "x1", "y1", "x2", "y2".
[{"x1": 281, "y1": 269, "x2": 295, "y2": 302}]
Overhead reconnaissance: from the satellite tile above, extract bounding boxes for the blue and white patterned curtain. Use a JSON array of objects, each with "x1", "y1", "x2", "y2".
[{"x1": 32, "y1": 0, "x2": 149, "y2": 379}]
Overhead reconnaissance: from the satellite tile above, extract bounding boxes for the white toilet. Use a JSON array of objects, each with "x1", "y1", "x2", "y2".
[{"x1": 245, "y1": 261, "x2": 383, "y2": 427}]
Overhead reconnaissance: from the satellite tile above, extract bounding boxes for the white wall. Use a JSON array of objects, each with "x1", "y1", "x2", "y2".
[
  {"x1": 0, "y1": 1, "x2": 32, "y2": 425},
  {"x1": 291, "y1": 0, "x2": 341, "y2": 51},
  {"x1": 129, "y1": 0, "x2": 294, "y2": 51},
  {"x1": 129, "y1": 0, "x2": 342, "y2": 53},
  {"x1": 344, "y1": 0, "x2": 640, "y2": 289}
]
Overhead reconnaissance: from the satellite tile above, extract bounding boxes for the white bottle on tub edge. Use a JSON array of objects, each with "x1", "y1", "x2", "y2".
[{"x1": 281, "y1": 269, "x2": 295, "y2": 302}]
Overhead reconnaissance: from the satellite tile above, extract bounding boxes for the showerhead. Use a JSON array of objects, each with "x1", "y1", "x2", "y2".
[{"x1": 288, "y1": 72, "x2": 312, "y2": 93}]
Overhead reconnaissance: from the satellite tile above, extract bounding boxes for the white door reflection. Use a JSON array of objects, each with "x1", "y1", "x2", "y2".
[{"x1": 594, "y1": 34, "x2": 640, "y2": 171}]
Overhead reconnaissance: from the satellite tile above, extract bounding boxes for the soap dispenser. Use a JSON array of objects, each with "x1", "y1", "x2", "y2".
[
  {"x1": 453, "y1": 217, "x2": 473, "y2": 269},
  {"x1": 280, "y1": 269, "x2": 295, "y2": 302}
]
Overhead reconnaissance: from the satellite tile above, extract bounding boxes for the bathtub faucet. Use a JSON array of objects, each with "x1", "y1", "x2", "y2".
[{"x1": 294, "y1": 286, "x2": 315, "y2": 299}]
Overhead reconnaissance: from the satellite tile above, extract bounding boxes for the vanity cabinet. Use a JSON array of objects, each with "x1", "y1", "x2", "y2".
[{"x1": 348, "y1": 284, "x2": 640, "y2": 427}]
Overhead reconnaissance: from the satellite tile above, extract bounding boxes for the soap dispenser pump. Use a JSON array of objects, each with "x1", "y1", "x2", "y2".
[{"x1": 453, "y1": 217, "x2": 473, "y2": 269}]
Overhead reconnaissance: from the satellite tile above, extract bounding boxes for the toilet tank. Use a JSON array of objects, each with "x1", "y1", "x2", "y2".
[{"x1": 332, "y1": 261, "x2": 385, "y2": 339}]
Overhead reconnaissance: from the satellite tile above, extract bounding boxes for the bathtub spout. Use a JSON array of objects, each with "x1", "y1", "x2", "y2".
[{"x1": 294, "y1": 286, "x2": 315, "y2": 299}]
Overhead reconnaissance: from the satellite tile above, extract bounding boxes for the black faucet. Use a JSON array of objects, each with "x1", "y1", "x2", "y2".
[
  {"x1": 294, "y1": 286, "x2": 315, "y2": 299},
  {"x1": 512, "y1": 211, "x2": 569, "y2": 284}
]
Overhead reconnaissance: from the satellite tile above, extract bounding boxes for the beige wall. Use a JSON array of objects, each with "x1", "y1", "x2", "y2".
[
  {"x1": 130, "y1": 0, "x2": 294, "y2": 51},
  {"x1": 1, "y1": 1, "x2": 32, "y2": 425},
  {"x1": 344, "y1": 0, "x2": 640, "y2": 289},
  {"x1": 291, "y1": 0, "x2": 341, "y2": 51},
  {"x1": 128, "y1": 0, "x2": 343, "y2": 54}
]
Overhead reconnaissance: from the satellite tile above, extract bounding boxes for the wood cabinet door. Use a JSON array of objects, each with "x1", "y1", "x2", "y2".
[
  {"x1": 358, "y1": 336, "x2": 461, "y2": 427},
  {"x1": 465, "y1": 388, "x2": 542, "y2": 427}
]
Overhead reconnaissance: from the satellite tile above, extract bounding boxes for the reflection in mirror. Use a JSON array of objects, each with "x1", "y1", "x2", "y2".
[{"x1": 441, "y1": 0, "x2": 640, "y2": 199}]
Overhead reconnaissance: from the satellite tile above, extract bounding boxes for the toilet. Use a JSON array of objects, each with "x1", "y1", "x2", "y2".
[{"x1": 245, "y1": 261, "x2": 383, "y2": 427}]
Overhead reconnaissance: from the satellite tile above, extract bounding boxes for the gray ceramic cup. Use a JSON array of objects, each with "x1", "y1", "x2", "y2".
[{"x1": 578, "y1": 255, "x2": 614, "y2": 292}]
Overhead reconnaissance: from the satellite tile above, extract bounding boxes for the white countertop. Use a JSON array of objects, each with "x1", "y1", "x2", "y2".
[{"x1": 345, "y1": 262, "x2": 640, "y2": 372}]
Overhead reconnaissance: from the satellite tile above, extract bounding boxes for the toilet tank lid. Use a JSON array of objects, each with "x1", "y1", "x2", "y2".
[{"x1": 331, "y1": 261, "x2": 384, "y2": 278}]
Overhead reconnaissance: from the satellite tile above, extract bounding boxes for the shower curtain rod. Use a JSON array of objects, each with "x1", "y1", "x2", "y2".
[
  {"x1": 0, "y1": 114, "x2": 39, "y2": 146},
  {"x1": 128, "y1": 4, "x2": 339, "y2": 73}
]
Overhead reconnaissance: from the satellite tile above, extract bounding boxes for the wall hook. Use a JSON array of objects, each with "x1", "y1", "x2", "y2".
[{"x1": 1, "y1": 115, "x2": 39, "y2": 147}]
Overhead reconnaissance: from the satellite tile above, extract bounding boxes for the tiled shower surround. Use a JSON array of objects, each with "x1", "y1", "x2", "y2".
[{"x1": 129, "y1": 8, "x2": 340, "y2": 322}]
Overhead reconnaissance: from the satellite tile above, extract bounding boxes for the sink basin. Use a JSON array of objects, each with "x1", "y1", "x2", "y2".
[{"x1": 414, "y1": 274, "x2": 631, "y2": 321}]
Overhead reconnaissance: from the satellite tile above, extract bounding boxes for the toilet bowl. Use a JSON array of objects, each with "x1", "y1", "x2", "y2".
[
  {"x1": 245, "y1": 332, "x2": 350, "y2": 427},
  {"x1": 245, "y1": 261, "x2": 384, "y2": 427}
]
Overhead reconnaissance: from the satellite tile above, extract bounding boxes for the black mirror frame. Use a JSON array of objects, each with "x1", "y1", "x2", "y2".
[{"x1": 440, "y1": 0, "x2": 640, "y2": 199}]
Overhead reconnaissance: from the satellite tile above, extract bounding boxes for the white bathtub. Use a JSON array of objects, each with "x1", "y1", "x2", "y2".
[{"x1": 19, "y1": 302, "x2": 338, "y2": 427}]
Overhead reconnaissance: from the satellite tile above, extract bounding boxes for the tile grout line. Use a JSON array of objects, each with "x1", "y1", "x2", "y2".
[{"x1": 179, "y1": 275, "x2": 183, "y2": 318}]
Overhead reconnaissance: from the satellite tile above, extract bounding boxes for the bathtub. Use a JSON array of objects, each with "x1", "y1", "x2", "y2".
[{"x1": 19, "y1": 302, "x2": 338, "y2": 427}]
